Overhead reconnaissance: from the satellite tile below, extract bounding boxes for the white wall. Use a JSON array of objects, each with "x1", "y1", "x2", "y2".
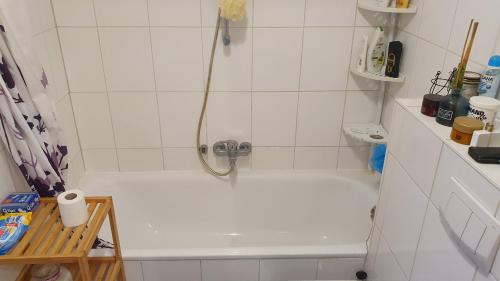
[
  {"x1": 51, "y1": 0, "x2": 396, "y2": 172},
  {"x1": 382, "y1": 0, "x2": 500, "y2": 132}
]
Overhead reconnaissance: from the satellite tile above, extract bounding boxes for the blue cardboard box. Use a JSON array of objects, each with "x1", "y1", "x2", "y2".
[{"x1": 0, "y1": 192, "x2": 40, "y2": 214}]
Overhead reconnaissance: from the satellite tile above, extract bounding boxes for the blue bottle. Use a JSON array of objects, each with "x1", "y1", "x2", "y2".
[{"x1": 478, "y1": 55, "x2": 500, "y2": 98}]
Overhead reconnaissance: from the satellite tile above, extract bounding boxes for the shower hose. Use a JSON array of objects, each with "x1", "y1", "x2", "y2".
[{"x1": 196, "y1": 10, "x2": 235, "y2": 177}]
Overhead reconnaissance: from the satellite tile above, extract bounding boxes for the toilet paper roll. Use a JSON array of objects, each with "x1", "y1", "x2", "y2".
[{"x1": 57, "y1": 189, "x2": 88, "y2": 227}]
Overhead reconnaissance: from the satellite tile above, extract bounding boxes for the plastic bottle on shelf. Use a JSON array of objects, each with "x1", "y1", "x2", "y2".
[
  {"x1": 366, "y1": 27, "x2": 386, "y2": 75},
  {"x1": 478, "y1": 55, "x2": 500, "y2": 98}
]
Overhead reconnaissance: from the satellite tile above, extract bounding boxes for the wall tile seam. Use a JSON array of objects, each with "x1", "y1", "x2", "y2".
[
  {"x1": 291, "y1": 0, "x2": 308, "y2": 169},
  {"x1": 145, "y1": 0, "x2": 166, "y2": 171},
  {"x1": 89, "y1": 0, "x2": 120, "y2": 172},
  {"x1": 336, "y1": 3, "x2": 361, "y2": 170},
  {"x1": 386, "y1": 150, "x2": 433, "y2": 200},
  {"x1": 378, "y1": 231, "x2": 411, "y2": 281}
]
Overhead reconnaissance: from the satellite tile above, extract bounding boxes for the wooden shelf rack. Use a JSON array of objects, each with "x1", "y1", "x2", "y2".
[{"x1": 0, "y1": 196, "x2": 126, "y2": 281}]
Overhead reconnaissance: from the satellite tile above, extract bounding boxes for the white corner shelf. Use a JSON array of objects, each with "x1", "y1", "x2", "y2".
[
  {"x1": 350, "y1": 67, "x2": 406, "y2": 83},
  {"x1": 343, "y1": 123, "x2": 388, "y2": 144},
  {"x1": 357, "y1": 0, "x2": 417, "y2": 14}
]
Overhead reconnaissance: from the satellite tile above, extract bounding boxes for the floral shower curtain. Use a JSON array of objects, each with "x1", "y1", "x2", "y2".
[{"x1": 0, "y1": 2, "x2": 68, "y2": 197}]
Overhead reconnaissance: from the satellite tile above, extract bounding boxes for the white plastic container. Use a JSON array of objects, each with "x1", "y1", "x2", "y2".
[
  {"x1": 356, "y1": 35, "x2": 369, "y2": 73},
  {"x1": 468, "y1": 96, "x2": 500, "y2": 125},
  {"x1": 367, "y1": 27, "x2": 386, "y2": 74}
]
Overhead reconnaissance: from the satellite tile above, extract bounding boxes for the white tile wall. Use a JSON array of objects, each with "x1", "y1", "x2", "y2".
[
  {"x1": 252, "y1": 92, "x2": 298, "y2": 146},
  {"x1": 53, "y1": 0, "x2": 454, "y2": 173},
  {"x1": 94, "y1": 0, "x2": 149, "y2": 26},
  {"x1": 259, "y1": 259, "x2": 317, "y2": 281},
  {"x1": 252, "y1": 147, "x2": 295, "y2": 170},
  {"x1": 82, "y1": 149, "x2": 118, "y2": 172},
  {"x1": 128, "y1": 258, "x2": 364, "y2": 281},
  {"x1": 370, "y1": 104, "x2": 500, "y2": 281},
  {"x1": 201, "y1": 260, "x2": 259, "y2": 281},
  {"x1": 148, "y1": 0, "x2": 201, "y2": 27},
  {"x1": 151, "y1": 28, "x2": 204, "y2": 91},
  {"x1": 252, "y1": 28, "x2": 303, "y2": 91},
  {"x1": 158, "y1": 92, "x2": 205, "y2": 147},
  {"x1": 296, "y1": 92, "x2": 345, "y2": 146},
  {"x1": 99, "y1": 28, "x2": 155, "y2": 91},
  {"x1": 117, "y1": 148, "x2": 164, "y2": 171},
  {"x1": 207, "y1": 93, "x2": 252, "y2": 145},
  {"x1": 201, "y1": 28, "x2": 253, "y2": 92},
  {"x1": 294, "y1": 147, "x2": 339, "y2": 170},
  {"x1": 300, "y1": 27, "x2": 353, "y2": 91},
  {"x1": 317, "y1": 258, "x2": 364, "y2": 280},
  {"x1": 109, "y1": 92, "x2": 161, "y2": 149},
  {"x1": 142, "y1": 260, "x2": 201, "y2": 281},
  {"x1": 304, "y1": 0, "x2": 357, "y2": 27},
  {"x1": 52, "y1": 0, "x2": 96, "y2": 27},
  {"x1": 253, "y1": 0, "x2": 305, "y2": 27},
  {"x1": 58, "y1": 28, "x2": 106, "y2": 92},
  {"x1": 71, "y1": 93, "x2": 115, "y2": 149},
  {"x1": 379, "y1": 156, "x2": 428, "y2": 277}
]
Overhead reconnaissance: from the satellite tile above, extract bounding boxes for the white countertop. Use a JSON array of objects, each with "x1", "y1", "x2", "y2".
[{"x1": 396, "y1": 98, "x2": 500, "y2": 191}]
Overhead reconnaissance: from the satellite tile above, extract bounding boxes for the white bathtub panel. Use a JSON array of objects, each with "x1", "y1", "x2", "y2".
[
  {"x1": 317, "y1": 258, "x2": 364, "y2": 280},
  {"x1": 142, "y1": 260, "x2": 201, "y2": 281},
  {"x1": 389, "y1": 106, "x2": 442, "y2": 196},
  {"x1": 260, "y1": 259, "x2": 318, "y2": 281},
  {"x1": 411, "y1": 204, "x2": 476, "y2": 281},
  {"x1": 201, "y1": 260, "x2": 259, "y2": 281},
  {"x1": 380, "y1": 156, "x2": 428, "y2": 277},
  {"x1": 123, "y1": 261, "x2": 144, "y2": 281},
  {"x1": 371, "y1": 235, "x2": 407, "y2": 281}
]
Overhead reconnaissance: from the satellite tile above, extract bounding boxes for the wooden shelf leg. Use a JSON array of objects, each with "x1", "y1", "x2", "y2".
[
  {"x1": 108, "y1": 199, "x2": 127, "y2": 281},
  {"x1": 79, "y1": 258, "x2": 93, "y2": 281}
]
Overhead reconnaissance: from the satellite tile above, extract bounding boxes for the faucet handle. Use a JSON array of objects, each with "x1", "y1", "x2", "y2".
[{"x1": 238, "y1": 142, "x2": 252, "y2": 156}]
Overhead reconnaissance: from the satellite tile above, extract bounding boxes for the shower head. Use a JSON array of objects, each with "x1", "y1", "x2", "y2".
[{"x1": 218, "y1": 0, "x2": 246, "y2": 21}]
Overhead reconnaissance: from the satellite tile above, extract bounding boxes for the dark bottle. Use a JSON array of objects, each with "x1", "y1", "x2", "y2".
[
  {"x1": 436, "y1": 89, "x2": 469, "y2": 126},
  {"x1": 436, "y1": 67, "x2": 470, "y2": 126}
]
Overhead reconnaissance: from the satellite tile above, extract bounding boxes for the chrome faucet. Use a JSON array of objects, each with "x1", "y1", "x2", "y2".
[{"x1": 213, "y1": 140, "x2": 252, "y2": 164}]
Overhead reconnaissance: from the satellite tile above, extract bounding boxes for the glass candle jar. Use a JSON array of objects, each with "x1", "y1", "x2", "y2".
[
  {"x1": 460, "y1": 71, "x2": 481, "y2": 100},
  {"x1": 451, "y1": 116, "x2": 484, "y2": 145}
]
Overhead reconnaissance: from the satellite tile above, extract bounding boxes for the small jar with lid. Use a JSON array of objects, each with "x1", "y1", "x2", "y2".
[
  {"x1": 450, "y1": 116, "x2": 484, "y2": 145},
  {"x1": 460, "y1": 71, "x2": 481, "y2": 99},
  {"x1": 30, "y1": 264, "x2": 73, "y2": 281},
  {"x1": 421, "y1": 94, "x2": 443, "y2": 117}
]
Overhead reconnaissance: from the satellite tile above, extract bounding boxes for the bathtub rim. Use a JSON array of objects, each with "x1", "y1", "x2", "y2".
[{"x1": 91, "y1": 243, "x2": 367, "y2": 261}]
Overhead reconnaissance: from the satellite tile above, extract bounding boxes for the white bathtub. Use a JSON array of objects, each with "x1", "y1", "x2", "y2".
[{"x1": 81, "y1": 170, "x2": 379, "y2": 280}]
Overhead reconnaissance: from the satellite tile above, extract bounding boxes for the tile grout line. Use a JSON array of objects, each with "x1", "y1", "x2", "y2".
[
  {"x1": 48, "y1": 0, "x2": 86, "y2": 174},
  {"x1": 250, "y1": 0, "x2": 255, "y2": 170},
  {"x1": 336, "y1": 1, "x2": 360, "y2": 170},
  {"x1": 90, "y1": 0, "x2": 121, "y2": 172},
  {"x1": 199, "y1": 0, "x2": 209, "y2": 168},
  {"x1": 292, "y1": 0, "x2": 308, "y2": 169},
  {"x1": 145, "y1": 0, "x2": 166, "y2": 171}
]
